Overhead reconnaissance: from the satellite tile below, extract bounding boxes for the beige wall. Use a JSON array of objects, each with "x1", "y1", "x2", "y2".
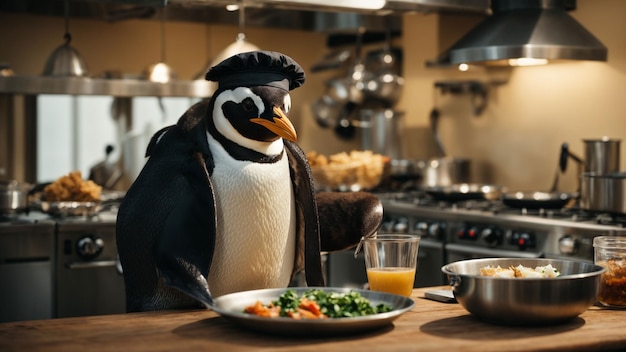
[{"x1": 1, "y1": 0, "x2": 625, "y2": 191}]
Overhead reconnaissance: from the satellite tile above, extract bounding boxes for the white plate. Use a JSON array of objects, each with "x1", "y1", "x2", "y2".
[{"x1": 211, "y1": 287, "x2": 415, "y2": 336}]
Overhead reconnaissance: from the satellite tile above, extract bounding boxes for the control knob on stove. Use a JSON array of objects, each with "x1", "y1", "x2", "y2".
[
  {"x1": 457, "y1": 225, "x2": 479, "y2": 240},
  {"x1": 77, "y1": 234, "x2": 104, "y2": 260},
  {"x1": 511, "y1": 231, "x2": 535, "y2": 250},
  {"x1": 558, "y1": 235, "x2": 578, "y2": 255},
  {"x1": 414, "y1": 221, "x2": 428, "y2": 237},
  {"x1": 428, "y1": 222, "x2": 446, "y2": 239},
  {"x1": 481, "y1": 227, "x2": 503, "y2": 246}
]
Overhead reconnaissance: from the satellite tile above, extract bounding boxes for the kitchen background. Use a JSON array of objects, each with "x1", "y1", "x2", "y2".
[{"x1": 0, "y1": 0, "x2": 624, "y2": 193}]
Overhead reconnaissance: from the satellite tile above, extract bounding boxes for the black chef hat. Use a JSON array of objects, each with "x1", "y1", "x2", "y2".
[{"x1": 205, "y1": 50, "x2": 305, "y2": 92}]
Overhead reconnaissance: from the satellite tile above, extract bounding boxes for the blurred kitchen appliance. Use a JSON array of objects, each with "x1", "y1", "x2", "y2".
[
  {"x1": 0, "y1": 210, "x2": 125, "y2": 322},
  {"x1": 327, "y1": 191, "x2": 626, "y2": 289},
  {"x1": 0, "y1": 215, "x2": 55, "y2": 322},
  {"x1": 580, "y1": 138, "x2": 623, "y2": 214}
]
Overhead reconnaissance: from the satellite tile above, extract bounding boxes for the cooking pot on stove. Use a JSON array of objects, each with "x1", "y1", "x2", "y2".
[
  {"x1": 0, "y1": 180, "x2": 32, "y2": 215},
  {"x1": 581, "y1": 172, "x2": 626, "y2": 214},
  {"x1": 388, "y1": 157, "x2": 470, "y2": 189}
]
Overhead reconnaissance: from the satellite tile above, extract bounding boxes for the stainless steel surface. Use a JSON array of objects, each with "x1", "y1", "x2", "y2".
[
  {"x1": 0, "y1": 76, "x2": 214, "y2": 97},
  {"x1": 441, "y1": 0, "x2": 608, "y2": 65},
  {"x1": 442, "y1": 258, "x2": 604, "y2": 325},
  {"x1": 583, "y1": 138, "x2": 621, "y2": 174},
  {"x1": 0, "y1": 217, "x2": 56, "y2": 322},
  {"x1": 581, "y1": 172, "x2": 626, "y2": 214},
  {"x1": 55, "y1": 214, "x2": 125, "y2": 318},
  {"x1": 211, "y1": 287, "x2": 415, "y2": 335}
]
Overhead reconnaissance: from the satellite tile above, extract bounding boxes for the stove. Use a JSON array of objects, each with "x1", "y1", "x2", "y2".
[
  {"x1": 326, "y1": 190, "x2": 626, "y2": 290},
  {"x1": 378, "y1": 191, "x2": 626, "y2": 264}
]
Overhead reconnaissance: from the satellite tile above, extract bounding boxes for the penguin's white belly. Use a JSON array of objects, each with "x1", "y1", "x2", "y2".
[{"x1": 207, "y1": 142, "x2": 296, "y2": 297}]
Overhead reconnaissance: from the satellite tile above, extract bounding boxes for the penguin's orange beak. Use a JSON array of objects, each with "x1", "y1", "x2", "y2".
[{"x1": 250, "y1": 106, "x2": 298, "y2": 142}]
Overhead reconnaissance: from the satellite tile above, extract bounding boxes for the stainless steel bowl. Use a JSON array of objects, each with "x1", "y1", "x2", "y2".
[{"x1": 442, "y1": 258, "x2": 605, "y2": 325}]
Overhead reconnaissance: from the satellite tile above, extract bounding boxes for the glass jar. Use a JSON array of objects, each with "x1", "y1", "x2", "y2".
[{"x1": 594, "y1": 236, "x2": 626, "y2": 308}]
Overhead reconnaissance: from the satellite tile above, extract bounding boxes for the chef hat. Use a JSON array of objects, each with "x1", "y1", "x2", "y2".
[{"x1": 205, "y1": 50, "x2": 305, "y2": 92}]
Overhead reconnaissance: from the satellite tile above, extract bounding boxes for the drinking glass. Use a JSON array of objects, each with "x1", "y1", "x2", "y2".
[{"x1": 363, "y1": 234, "x2": 420, "y2": 297}]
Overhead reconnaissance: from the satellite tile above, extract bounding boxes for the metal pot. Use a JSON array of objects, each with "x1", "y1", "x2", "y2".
[
  {"x1": 583, "y1": 138, "x2": 620, "y2": 174},
  {"x1": 0, "y1": 180, "x2": 31, "y2": 215},
  {"x1": 442, "y1": 258, "x2": 604, "y2": 325},
  {"x1": 420, "y1": 157, "x2": 471, "y2": 188},
  {"x1": 580, "y1": 172, "x2": 626, "y2": 214},
  {"x1": 387, "y1": 157, "x2": 470, "y2": 189}
]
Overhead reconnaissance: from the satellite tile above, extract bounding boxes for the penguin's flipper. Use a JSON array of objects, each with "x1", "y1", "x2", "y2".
[
  {"x1": 316, "y1": 191, "x2": 383, "y2": 251},
  {"x1": 284, "y1": 140, "x2": 324, "y2": 287},
  {"x1": 154, "y1": 130, "x2": 217, "y2": 308}
]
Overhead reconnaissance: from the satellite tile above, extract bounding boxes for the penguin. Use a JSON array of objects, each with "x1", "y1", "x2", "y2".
[{"x1": 116, "y1": 51, "x2": 383, "y2": 312}]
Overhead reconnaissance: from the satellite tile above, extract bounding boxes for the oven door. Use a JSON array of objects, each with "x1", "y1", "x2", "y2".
[{"x1": 445, "y1": 243, "x2": 543, "y2": 263}]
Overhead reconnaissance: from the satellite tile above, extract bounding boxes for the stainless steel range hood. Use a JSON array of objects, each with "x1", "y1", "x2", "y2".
[{"x1": 437, "y1": 0, "x2": 608, "y2": 67}]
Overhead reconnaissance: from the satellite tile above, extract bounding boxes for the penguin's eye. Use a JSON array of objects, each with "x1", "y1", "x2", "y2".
[{"x1": 242, "y1": 98, "x2": 256, "y2": 112}]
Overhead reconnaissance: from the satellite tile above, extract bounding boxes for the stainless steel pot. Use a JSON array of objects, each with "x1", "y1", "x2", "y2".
[
  {"x1": 0, "y1": 180, "x2": 31, "y2": 215},
  {"x1": 583, "y1": 138, "x2": 620, "y2": 174},
  {"x1": 420, "y1": 157, "x2": 471, "y2": 188},
  {"x1": 580, "y1": 172, "x2": 626, "y2": 214},
  {"x1": 442, "y1": 258, "x2": 604, "y2": 326},
  {"x1": 388, "y1": 157, "x2": 470, "y2": 189}
]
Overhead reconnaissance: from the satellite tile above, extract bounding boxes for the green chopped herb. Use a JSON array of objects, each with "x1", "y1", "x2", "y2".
[{"x1": 270, "y1": 289, "x2": 393, "y2": 318}]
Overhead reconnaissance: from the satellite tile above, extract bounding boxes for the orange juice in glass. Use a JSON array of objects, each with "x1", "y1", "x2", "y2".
[{"x1": 363, "y1": 234, "x2": 420, "y2": 297}]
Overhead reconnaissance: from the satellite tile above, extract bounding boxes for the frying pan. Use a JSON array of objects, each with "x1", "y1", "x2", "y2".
[
  {"x1": 501, "y1": 191, "x2": 578, "y2": 209},
  {"x1": 425, "y1": 183, "x2": 504, "y2": 202}
]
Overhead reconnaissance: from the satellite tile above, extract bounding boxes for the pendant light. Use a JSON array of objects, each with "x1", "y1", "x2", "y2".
[
  {"x1": 43, "y1": 0, "x2": 89, "y2": 77},
  {"x1": 195, "y1": 0, "x2": 260, "y2": 80},
  {"x1": 143, "y1": 8, "x2": 176, "y2": 83}
]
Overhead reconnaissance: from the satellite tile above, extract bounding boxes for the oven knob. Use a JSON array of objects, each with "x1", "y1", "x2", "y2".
[
  {"x1": 512, "y1": 232, "x2": 535, "y2": 250},
  {"x1": 458, "y1": 225, "x2": 479, "y2": 240},
  {"x1": 481, "y1": 227, "x2": 502, "y2": 246},
  {"x1": 558, "y1": 236, "x2": 578, "y2": 255},
  {"x1": 428, "y1": 222, "x2": 445, "y2": 239},
  {"x1": 77, "y1": 235, "x2": 104, "y2": 260},
  {"x1": 394, "y1": 218, "x2": 409, "y2": 233},
  {"x1": 414, "y1": 221, "x2": 428, "y2": 236}
]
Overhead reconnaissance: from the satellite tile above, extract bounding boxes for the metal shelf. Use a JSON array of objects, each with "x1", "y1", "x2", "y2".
[{"x1": 0, "y1": 76, "x2": 214, "y2": 98}]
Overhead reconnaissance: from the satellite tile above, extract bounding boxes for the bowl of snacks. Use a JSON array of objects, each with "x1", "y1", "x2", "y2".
[
  {"x1": 307, "y1": 150, "x2": 389, "y2": 192},
  {"x1": 35, "y1": 171, "x2": 103, "y2": 217},
  {"x1": 442, "y1": 258, "x2": 605, "y2": 325}
]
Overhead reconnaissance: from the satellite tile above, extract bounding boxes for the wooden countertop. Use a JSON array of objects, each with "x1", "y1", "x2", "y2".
[{"x1": 1, "y1": 286, "x2": 625, "y2": 352}]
